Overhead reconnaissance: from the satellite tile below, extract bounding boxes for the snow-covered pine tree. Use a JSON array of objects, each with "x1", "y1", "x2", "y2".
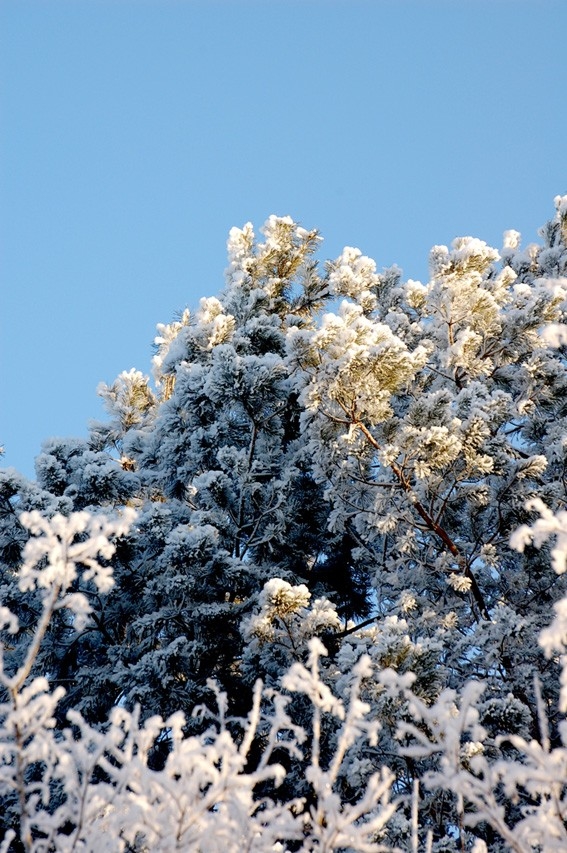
[
  {"x1": 2, "y1": 197, "x2": 567, "y2": 850},
  {"x1": 283, "y1": 195, "x2": 567, "y2": 841},
  {"x1": 20, "y1": 217, "x2": 371, "y2": 727}
]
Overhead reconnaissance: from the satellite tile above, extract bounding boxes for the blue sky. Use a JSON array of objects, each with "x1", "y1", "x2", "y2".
[{"x1": 2, "y1": 0, "x2": 566, "y2": 479}]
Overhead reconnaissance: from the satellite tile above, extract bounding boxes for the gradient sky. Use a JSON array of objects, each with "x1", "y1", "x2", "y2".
[{"x1": 2, "y1": 0, "x2": 566, "y2": 479}]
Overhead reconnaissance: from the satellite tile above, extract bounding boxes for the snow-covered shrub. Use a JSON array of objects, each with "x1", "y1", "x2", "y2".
[{"x1": 0, "y1": 511, "x2": 399, "y2": 852}]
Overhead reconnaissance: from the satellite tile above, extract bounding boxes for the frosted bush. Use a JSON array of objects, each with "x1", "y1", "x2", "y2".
[{"x1": 0, "y1": 513, "x2": 399, "y2": 852}]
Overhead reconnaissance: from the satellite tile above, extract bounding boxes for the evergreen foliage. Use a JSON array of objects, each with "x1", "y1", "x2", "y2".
[{"x1": 2, "y1": 197, "x2": 567, "y2": 850}]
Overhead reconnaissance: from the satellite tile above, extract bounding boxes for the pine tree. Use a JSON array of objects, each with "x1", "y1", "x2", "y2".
[
  {"x1": 20, "y1": 217, "x2": 372, "y2": 726},
  {"x1": 2, "y1": 197, "x2": 567, "y2": 850}
]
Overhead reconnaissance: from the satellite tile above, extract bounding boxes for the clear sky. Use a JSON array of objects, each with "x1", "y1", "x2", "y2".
[{"x1": 2, "y1": 0, "x2": 566, "y2": 479}]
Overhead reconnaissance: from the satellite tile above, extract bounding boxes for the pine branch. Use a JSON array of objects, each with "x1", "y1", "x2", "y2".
[{"x1": 356, "y1": 420, "x2": 490, "y2": 620}]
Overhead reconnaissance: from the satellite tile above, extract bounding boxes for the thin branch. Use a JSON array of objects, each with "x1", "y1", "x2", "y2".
[{"x1": 356, "y1": 420, "x2": 490, "y2": 620}]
